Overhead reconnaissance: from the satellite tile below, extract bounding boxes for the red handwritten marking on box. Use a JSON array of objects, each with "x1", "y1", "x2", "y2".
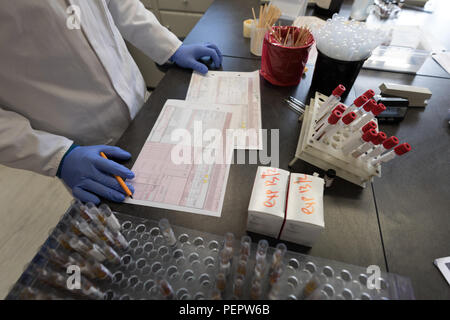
[
  {"x1": 261, "y1": 168, "x2": 281, "y2": 208},
  {"x1": 293, "y1": 174, "x2": 316, "y2": 215}
]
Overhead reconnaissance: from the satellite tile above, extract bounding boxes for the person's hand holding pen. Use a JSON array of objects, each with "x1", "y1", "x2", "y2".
[{"x1": 57, "y1": 145, "x2": 135, "y2": 204}]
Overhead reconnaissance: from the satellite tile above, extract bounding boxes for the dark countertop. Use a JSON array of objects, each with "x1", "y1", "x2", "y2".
[{"x1": 110, "y1": 0, "x2": 450, "y2": 299}]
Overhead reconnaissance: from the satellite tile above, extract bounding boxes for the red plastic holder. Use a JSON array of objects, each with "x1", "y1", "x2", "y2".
[{"x1": 260, "y1": 26, "x2": 314, "y2": 87}]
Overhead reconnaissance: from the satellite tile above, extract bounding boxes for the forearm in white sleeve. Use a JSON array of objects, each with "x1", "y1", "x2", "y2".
[
  {"x1": 106, "y1": 0, "x2": 182, "y2": 65},
  {"x1": 0, "y1": 107, "x2": 73, "y2": 176}
]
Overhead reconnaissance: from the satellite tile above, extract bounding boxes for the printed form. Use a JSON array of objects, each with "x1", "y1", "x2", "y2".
[
  {"x1": 125, "y1": 100, "x2": 234, "y2": 217},
  {"x1": 186, "y1": 70, "x2": 262, "y2": 150}
]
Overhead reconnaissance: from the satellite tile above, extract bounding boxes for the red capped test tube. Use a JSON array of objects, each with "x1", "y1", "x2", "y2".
[
  {"x1": 371, "y1": 143, "x2": 411, "y2": 166},
  {"x1": 351, "y1": 103, "x2": 386, "y2": 132},
  {"x1": 316, "y1": 84, "x2": 346, "y2": 118},
  {"x1": 361, "y1": 136, "x2": 399, "y2": 161},
  {"x1": 322, "y1": 111, "x2": 357, "y2": 142},
  {"x1": 341, "y1": 128, "x2": 378, "y2": 154},
  {"x1": 315, "y1": 110, "x2": 342, "y2": 140},
  {"x1": 352, "y1": 131, "x2": 387, "y2": 158}
]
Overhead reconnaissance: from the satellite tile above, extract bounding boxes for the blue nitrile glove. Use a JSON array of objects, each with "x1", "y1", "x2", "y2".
[
  {"x1": 169, "y1": 43, "x2": 223, "y2": 74},
  {"x1": 59, "y1": 145, "x2": 135, "y2": 204}
]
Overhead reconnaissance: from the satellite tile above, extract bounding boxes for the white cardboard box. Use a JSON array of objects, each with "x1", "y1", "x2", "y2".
[
  {"x1": 247, "y1": 167, "x2": 325, "y2": 247},
  {"x1": 280, "y1": 173, "x2": 325, "y2": 247},
  {"x1": 247, "y1": 167, "x2": 290, "y2": 239}
]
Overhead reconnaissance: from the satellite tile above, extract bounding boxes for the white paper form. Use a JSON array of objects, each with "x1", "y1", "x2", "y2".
[
  {"x1": 125, "y1": 100, "x2": 234, "y2": 217},
  {"x1": 186, "y1": 70, "x2": 263, "y2": 150}
]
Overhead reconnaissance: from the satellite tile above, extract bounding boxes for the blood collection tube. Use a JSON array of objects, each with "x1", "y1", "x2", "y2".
[
  {"x1": 371, "y1": 143, "x2": 411, "y2": 166},
  {"x1": 98, "y1": 241, "x2": 121, "y2": 264},
  {"x1": 315, "y1": 110, "x2": 342, "y2": 141},
  {"x1": 215, "y1": 272, "x2": 227, "y2": 292},
  {"x1": 354, "y1": 98, "x2": 376, "y2": 118},
  {"x1": 341, "y1": 129, "x2": 378, "y2": 155},
  {"x1": 233, "y1": 275, "x2": 245, "y2": 298},
  {"x1": 342, "y1": 94, "x2": 368, "y2": 117},
  {"x1": 351, "y1": 103, "x2": 386, "y2": 132},
  {"x1": 70, "y1": 218, "x2": 102, "y2": 244},
  {"x1": 210, "y1": 288, "x2": 222, "y2": 300},
  {"x1": 158, "y1": 279, "x2": 174, "y2": 300},
  {"x1": 255, "y1": 239, "x2": 268, "y2": 264},
  {"x1": 315, "y1": 104, "x2": 346, "y2": 131},
  {"x1": 236, "y1": 256, "x2": 248, "y2": 276},
  {"x1": 250, "y1": 279, "x2": 262, "y2": 300},
  {"x1": 363, "y1": 89, "x2": 375, "y2": 100},
  {"x1": 219, "y1": 249, "x2": 231, "y2": 275},
  {"x1": 352, "y1": 131, "x2": 387, "y2": 158},
  {"x1": 321, "y1": 111, "x2": 357, "y2": 142},
  {"x1": 98, "y1": 204, "x2": 122, "y2": 232},
  {"x1": 269, "y1": 263, "x2": 284, "y2": 285},
  {"x1": 270, "y1": 243, "x2": 287, "y2": 272},
  {"x1": 158, "y1": 218, "x2": 177, "y2": 247},
  {"x1": 69, "y1": 236, "x2": 107, "y2": 262},
  {"x1": 361, "y1": 136, "x2": 399, "y2": 161},
  {"x1": 316, "y1": 84, "x2": 346, "y2": 118},
  {"x1": 342, "y1": 120, "x2": 377, "y2": 148},
  {"x1": 240, "y1": 235, "x2": 251, "y2": 256}
]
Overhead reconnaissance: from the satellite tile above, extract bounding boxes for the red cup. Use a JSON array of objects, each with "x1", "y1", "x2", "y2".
[{"x1": 260, "y1": 26, "x2": 315, "y2": 87}]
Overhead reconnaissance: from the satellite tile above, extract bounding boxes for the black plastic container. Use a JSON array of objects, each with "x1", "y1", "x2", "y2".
[{"x1": 310, "y1": 49, "x2": 369, "y2": 100}]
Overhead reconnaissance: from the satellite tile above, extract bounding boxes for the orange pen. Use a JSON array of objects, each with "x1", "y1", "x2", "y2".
[{"x1": 100, "y1": 152, "x2": 133, "y2": 199}]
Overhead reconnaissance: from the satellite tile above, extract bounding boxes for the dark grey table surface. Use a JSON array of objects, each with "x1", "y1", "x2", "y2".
[{"x1": 110, "y1": 0, "x2": 450, "y2": 299}]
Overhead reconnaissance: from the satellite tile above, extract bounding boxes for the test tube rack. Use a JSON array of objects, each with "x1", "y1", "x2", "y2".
[
  {"x1": 291, "y1": 92, "x2": 381, "y2": 187},
  {"x1": 7, "y1": 203, "x2": 414, "y2": 300}
]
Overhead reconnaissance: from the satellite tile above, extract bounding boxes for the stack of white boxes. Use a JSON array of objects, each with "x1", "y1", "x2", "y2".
[{"x1": 247, "y1": 166, "x2": 325, "y2": 247}]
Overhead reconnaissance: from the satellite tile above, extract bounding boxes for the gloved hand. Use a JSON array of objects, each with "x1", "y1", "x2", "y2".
[
  {"x1": 59, "y1": 145, "x2": 135, "y2": 204},
  {"x1": 170, "y1": 43, "x2": 223, "y2": 74}
]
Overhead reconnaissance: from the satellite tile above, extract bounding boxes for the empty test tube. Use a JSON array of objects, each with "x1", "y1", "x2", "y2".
[
  {"x1": 371, "y1": 143, "x2": 411, "y2": 166},
  {"x1": 361, "y1": 136, "x2": 399, "y2": 161},
  {"x1": 341, "y1": 129, "x2": 378, "y2": 155},
  {"x1": 322, "y1": 111, "x2": 357, "y2": 142},
  {"x1": 351, "y1": 103, "x2": 386, "y2": 132},
  {"x1": 314, "y1": 110, "x2": 342, "y2": 141},
  {"x1": 342, "y1": 94, "x2": 368, "y2": 117},
  {"x1": 316, "y1": 84, "x2": 346, "y2": 118},
  {"x1": 315, "y1": 104, "x2": 345, "y2": 131},
  {"x1": 158, "y1": 218, "x2": 177, "y2": 247},
  {"x1": 351, "y1": 131, "x2": 387, "y2": 158}
]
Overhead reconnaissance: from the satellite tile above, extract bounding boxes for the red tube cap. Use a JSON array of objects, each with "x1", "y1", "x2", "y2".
[
  {"x1": 332, "y1": 85, "x2": 346, "y2": 97},
  {"x1": 362, "y1": 121, "x2": 377, "y2": 132},
  {"x1": 362, "y1": 129, "x2": 378, "y2": 142},
  {"x1": 333, "y1": 104, "x2": 346, "y2": 113},
  {"x1": 373, "y1": 132, "x2": 387, "y2": 145},
  {"x1": 354, "y1": 95, "x2": 368, "y2": 107},
  {"x1": 342, "y1": 112, "x2": 357, "y2": 125},
  {"x1": 328, "y1": 110, "x2": 342, "y2": 124},
  {"x1": 394, "y1": 143, "x2": 411, "y2": 155},
  {"x1": 363, "y1": 99, "x2": 377, "y2": 112},
  {"x1": 363, "y1": 89, "x2": 375, "y2": 99},
  {"x1": 382, "y1": 136, "x2": 399, "y2": 149},
  {"x1": 372, "y1": 103, "x2": 386, "y2": 116}
]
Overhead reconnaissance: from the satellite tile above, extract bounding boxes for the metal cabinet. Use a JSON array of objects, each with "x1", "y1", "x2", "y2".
[{"x1": 127, "y1": 0, "x2": 213, "y2": 88}]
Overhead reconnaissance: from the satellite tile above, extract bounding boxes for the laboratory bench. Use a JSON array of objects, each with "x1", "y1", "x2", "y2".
[{"x1": 112, "y1": 0, "x2": 448, "y2": 300}]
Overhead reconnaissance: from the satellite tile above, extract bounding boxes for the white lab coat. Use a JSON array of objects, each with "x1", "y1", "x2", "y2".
[{"x1": 0, "y1": 0, "x2": 182, "y2": 176}]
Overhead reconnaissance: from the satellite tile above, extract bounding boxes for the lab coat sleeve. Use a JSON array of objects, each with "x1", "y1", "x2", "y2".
[
  {"x1": 106, "y1": 0, "x2": 182, "y2": 65},
  {"x1": 0, "y1": 107, "x2": 73, "y2": 176}
]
